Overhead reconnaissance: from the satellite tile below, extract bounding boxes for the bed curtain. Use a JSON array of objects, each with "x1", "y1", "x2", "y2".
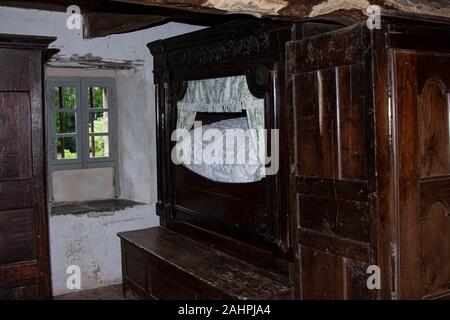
[{"x1": 176, "y1": 75, "x2": 266, "y2": 178}]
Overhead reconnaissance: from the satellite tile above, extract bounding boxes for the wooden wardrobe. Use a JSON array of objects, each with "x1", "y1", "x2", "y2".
[
  {"x1": 120, "y1": 12, "x2": 449, "y2": 300},
  {"x1": 287, "y1": 13, "x2": 450, "y2": 300},
  {"x1": 0, "y1": 34, "x2": 54, "y2": 299}
]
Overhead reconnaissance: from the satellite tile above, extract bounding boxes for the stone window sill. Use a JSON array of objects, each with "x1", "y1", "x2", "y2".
[{"x1": 51, "y1": 199, "x2": 145, "y2": 216}]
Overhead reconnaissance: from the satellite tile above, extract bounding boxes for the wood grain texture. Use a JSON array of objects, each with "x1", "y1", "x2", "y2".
[
  {"x1": 0, "y1": 34, "x2": 54, "y2": 300},
  {"x1": 288, "y1": 21, "x2": 374, "y2": 299},
  {"x1": 112, "y1": 0, "x2": 450, "y2": 22},
  {"x1": 0, "y1": 209, "x2": 36, "y2": 265},
  {"x1": 0, "y1": 92, "x2": 32, "y2": 181},
  {"x1": 119, "y1": 227, "x2": 293, "y2": 300},
  {"x1": 394, "y1": 49, "x2": 450, "y2": 299}
]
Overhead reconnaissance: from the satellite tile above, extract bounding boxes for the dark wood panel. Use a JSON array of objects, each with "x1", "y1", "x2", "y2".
[
  {"x1": 420, "y1": 200, "x2": 449, "y2": 299},
  {"x1": 300, "y1": 245, "x2": 345, "y2": 299},
  {"x1": 420, "y1": 176, "x2": 450, "y2": 206},
  {"x1": 293, "y1": 69, "x2": 335, "y2": 178},
  {"x1": 0, "y1": 262, "x2": 38, "y2": 284},
  {"x1": 298, "y1": 196, "x2": 370, "y2": 243},
  {"x1": 412, "y1": 52, "x2": 450, "y2": 299},
  {"x1": 174, "y1": 165, "x2": 266, "y2": 234},
  {"x1": 287, "y1": 23, "x2": 367, "y2": 74},
  {"x1": 0, "y1": 35, "x2": 54, "y2": 299},
  {"x1": 300, "y1": 246, "x2": 374, "y2": 299},
  {"x1": 0, "y1": 208, "x2": 36, "y2": 265},
  {"x1": 292, "y1": 63, "x2": 368, "y2": 181},
  {"x1": 0, "y1": 284, "x2": 37, "y2": 300},
  {"x1": 123, "y1": 243, "x2": 147, "y2": 293},
  {"x1": 0, "y1": 49, "x2": 30, "y2": 91},
  {"x1": 29, "y1": 49, "x2": 52, "y2": 299},
  {"x1": 345, "y1": 259, "x2": 376, "y2": 300},
  {"x1": 370, "y1": 20, "x2": 396, "y2": 300},
  {"x1": 175, "y1": 164, "x2": 265, "y2": 204},
  {"x1": 395, "y1": 51, "x2": 450, "y2": 299},
  {"x1": 288, "y1": 22, "x2": 374, "y2": 300},
  {"x1": 336, "y1": 63, "x2": 366, "y2": 180},
  {"x1": 176, "y1": 185, "x2": 266, "y2": 234},
  {"x1": 151, "y1": 266, "x2": 196, "y2": 300},
  {"x1": 0, "y1": 180, "x2": 34, "y2": 211},
  {"x1": 418, "y1": 79, "x2": 449, "y2": 178},
  {"x1": 389, "y1": 33, "x2": 450, "y2": 53},
  {"x1": 119, "y1": 227, "x2": 293, "y2": 300},
  {"x1": 394, "y1": 51, "x2": 422, "y2": 299},
  {"x1": 168, "y1": 219, "x2": 290, "y2": 275},
  {"x1": 296, "y1": 177, "x2": 368, "y2": 202},
  {"x1": 417, "y1": 54, "x2": 450, "y2": 95},
  {"x1": 0, "y1": 92, "x2": 32, "y2": 181},
  {"x1": 298, "y1": 229, "x2": 370, "y2": 262}
]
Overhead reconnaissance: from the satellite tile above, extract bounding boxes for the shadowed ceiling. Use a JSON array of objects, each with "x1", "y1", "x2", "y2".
[
  {"x1": 116, "y1": 0, "x2": 450, "y2": 20},
  {"x1": 2, "y1": 0, "x2": 450, "y2": 37}
]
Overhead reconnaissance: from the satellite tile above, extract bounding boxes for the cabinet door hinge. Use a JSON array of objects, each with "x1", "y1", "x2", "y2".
[
  {"x1": 387, "y1": 87, "x2": 394, "y2": 157},
  {"x1": 390, "y1": 241, "x2": 398, "y2": 299}
]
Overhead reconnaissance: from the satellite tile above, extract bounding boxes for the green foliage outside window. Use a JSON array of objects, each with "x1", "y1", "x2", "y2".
[
  {"x1": 55, "y1": 87, "x2": 77, "y2": 159},
  {"x1": 54, "y1": 86, "x2": 109, "y2": 159},
  {"x1": 54, "y1": 87, "x2": 76, "y2": 109},
  {"x1": 90, "y1": 87, "x2": 107, "y2": 109}
]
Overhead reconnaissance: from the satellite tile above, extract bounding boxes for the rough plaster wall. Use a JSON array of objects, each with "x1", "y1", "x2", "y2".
[
  {"x1": 385, "y1": 0, "x2": 450, "y2": 18},
  {"x1": 0, "y1": 6, "x2": 204, "y2": 294},
  {"x1": 309, "y1": 0, "x2": 370, "y2": 17},
  {"x1": 115, "y1": 0, "x2": 450, "y2": 23},
  {"x1": 205, "y1": 0, "x2": 287, "y2": 17},
  {"x1": 52, "y1": 168, "x2": 115, "y2": 203},
  {"x1": 49, "y1": 204, "x2": 158, "y2": 295}
]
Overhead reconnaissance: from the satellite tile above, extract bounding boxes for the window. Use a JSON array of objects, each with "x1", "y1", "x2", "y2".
[{"x1": 47, "y1": 77, "x2": 117, "y2": 170}]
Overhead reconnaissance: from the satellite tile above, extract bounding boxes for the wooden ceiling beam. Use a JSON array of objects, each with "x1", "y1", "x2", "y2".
[
  {"x1": 83, "y1": 13, "x2": 169, "y2": 38},
  {"x1": 113, "y1": 0, "x2": 450, "y2": 21},
  {"x1": 0, "y1": 1, "x2": 248, "y2": 38},
  {"x1": 1, "y1": 1, "x2": 449, "y2": 38},
  {"x1": 2, "y1": 1, "x2": 450, "y2": 21}
]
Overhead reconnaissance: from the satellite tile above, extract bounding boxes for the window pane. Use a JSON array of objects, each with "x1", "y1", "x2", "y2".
[
  {"x1": 89, "y1": 87, "x2": 108, "y2": 109},
  {"x1": 89, "y1": 112, "x2": 108, "y2": 133},
  {"x1": 56, "y1": 137, "x2": 77, "y2": 159},
  {"x1": 56, "y1": 111, "x2": 76, "y2": 133},
  {"x1": 54, "y1": 87, "x2": 76, "y2": 109},
  {"x1": 89, "y1": 135, "x2": 109, "y2": 158}
]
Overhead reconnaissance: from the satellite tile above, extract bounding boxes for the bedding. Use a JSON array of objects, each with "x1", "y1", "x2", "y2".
[{"x1": 177, "y1": 117, "x2": 264, "y2": 183}]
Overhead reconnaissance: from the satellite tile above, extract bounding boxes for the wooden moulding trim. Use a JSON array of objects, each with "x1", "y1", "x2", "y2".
[
  {"x1": 0, "y1": 261, "x2": 38, "y2": 283},
  {"x1": 0, "y1": 34, "x2": 56, "y2": 49},
  {"x1": 298, "y1": 228, "x2": 370, "y2": 262}
]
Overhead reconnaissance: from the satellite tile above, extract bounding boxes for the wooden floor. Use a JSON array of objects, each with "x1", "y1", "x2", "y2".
[{"x1": 54, "y1": 284, "x2": 133, "y2": 300}]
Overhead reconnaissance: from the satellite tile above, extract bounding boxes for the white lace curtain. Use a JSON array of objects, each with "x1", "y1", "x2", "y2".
[
  {"x1": 176, "y1": 76, "x2": 265, "y2": 174},
  {"x1": 178, "y1": 75, "x2": 263, "y2": 113}
]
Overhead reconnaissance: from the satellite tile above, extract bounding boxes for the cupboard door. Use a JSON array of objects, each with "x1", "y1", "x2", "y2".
[
  {"x1": 287, "y1": 24, "x2": 375, "y2": 299},
  {"x1": 394, "y1": 51, "x2": 450, "y2": 300},
  {"x1": 0, "y1": 45, "x2": 52, "y2": 299}
]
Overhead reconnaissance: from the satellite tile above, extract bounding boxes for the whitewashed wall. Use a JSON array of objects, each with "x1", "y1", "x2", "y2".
[{"x1": 0, "y1": 6, "x2": 203, "y2": 295}]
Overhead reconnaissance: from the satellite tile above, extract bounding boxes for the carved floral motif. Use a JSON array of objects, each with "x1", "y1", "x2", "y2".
[{"x1": 173, "y1": 32, "x2": 270, "y2": 66}]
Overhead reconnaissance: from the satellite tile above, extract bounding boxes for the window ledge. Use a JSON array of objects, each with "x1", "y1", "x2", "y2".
[{"x1": 51, "y1": 199, "x2": 146, "y2": 216}]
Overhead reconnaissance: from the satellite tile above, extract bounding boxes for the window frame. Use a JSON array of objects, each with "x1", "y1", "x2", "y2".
[{"x1": 46, "y1": 77, "x2": 117, "y2": 171}]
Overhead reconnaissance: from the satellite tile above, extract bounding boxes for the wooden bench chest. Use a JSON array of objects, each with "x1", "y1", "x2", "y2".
[{"x1": 118, "y1": 227, "x2": 293, "y2": 300}]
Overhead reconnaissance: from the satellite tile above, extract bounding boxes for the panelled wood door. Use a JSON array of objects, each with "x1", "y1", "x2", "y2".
[
  {"x1": 394, "y1": 51, "x2": 450, "y2": 300},
  {"x1": 287, "y1": 24, "x2": 376, "y2": 299},
  {"x1": 0, "y1": 43, "x2": 52, "y2": 299}
]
